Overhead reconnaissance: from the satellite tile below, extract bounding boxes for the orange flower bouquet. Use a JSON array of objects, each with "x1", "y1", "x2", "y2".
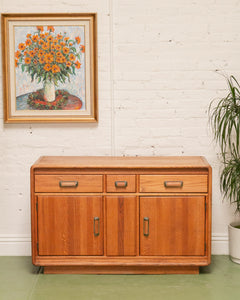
[{"x1": 15, "y1": 26, "x2": 85, "y2": 103}]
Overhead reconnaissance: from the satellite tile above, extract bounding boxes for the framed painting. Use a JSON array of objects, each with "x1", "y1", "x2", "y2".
[{"x1": 1, "y1": 13, "x2": 98, "y2": 123}]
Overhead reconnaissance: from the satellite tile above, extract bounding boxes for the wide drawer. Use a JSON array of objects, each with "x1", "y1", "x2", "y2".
[
  {"x1": 140, "y1": 175, "x2": 208, "y2": 193},
  {"x1": 35, "y1": 175, "x2": 103, "y2": 193},
  {"x1": 106, "y1": 175, "x2": 136, "y2": 193}
]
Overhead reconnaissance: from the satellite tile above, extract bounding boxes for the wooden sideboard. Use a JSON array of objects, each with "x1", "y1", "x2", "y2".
[{"x1": 31, "y1": 156, "x2": 212, "y2": 274}]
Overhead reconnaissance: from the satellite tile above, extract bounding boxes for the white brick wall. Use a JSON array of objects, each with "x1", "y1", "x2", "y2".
[{"x1": 1, "y1": 0, "x2": 239, "y2": 254}]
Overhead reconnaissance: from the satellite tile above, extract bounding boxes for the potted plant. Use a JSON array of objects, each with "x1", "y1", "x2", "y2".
[{"x1": 209, "y1": 75, "x2": 240, "y2": 263}]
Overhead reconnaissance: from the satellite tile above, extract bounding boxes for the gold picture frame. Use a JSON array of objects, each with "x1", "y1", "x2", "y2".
[{"x1": 1, "y1": 13, "x2": 98, "y2": 123}]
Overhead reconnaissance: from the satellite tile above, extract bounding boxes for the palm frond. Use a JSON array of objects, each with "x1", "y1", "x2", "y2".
[{"x1": 209, "y1": 75, "x2": 240, "y2": 212}]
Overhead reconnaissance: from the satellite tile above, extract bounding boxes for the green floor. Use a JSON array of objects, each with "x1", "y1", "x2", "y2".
[{"x1": 0, "y1": 256, "x2": 239, "y2": 300}]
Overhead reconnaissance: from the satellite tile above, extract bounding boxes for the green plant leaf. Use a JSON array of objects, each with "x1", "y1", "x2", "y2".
[
  {"x1": 209, "y1": 75, "x2": 240, "y2": 212},
  {"x1": 31, "y1": 72, "x2": 35, "y2": 82},
  {"x1": 72, "y1": 65, "x2": 76, "y2": 75}
]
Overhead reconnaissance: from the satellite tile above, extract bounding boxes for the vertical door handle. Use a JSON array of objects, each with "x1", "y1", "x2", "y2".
[
  {"x1": 143, "y1": 217, "x2": 149, "y2": 236},
  {"x1": 94, "y1": 217, "x2": 100, "y2": 236}
]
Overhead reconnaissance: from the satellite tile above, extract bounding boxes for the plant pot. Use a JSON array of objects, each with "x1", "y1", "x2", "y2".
[
  {"x1": 228, "y1": 222, "x2": 240, "y2": 264},
  {"x1": 43, "y1": 80, "x2": 55, "y2": 102}
]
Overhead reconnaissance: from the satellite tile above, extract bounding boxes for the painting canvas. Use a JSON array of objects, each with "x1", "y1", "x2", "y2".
[{"x1": 2, "y1": 14, "x2": 98, "y2": 123}]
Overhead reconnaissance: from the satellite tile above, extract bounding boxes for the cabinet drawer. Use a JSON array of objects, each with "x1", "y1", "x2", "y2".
[
  {"x1": 35, "y1": 175, "x2": 103, "y2": 193},
  {"x1": 140, "y1": 175, "x2": 208, "y2": 193},
  {"x1": 106, "y1": 175, "x2": 136, "y2": 193}
]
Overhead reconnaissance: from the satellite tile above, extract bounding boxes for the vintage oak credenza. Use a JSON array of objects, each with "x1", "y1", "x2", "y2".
[{"x1": 31, "y1": 156, "x2": 212, "y2": 274}]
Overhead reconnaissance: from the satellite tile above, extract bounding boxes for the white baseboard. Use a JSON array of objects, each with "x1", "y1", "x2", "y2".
[
  {"x1": 0, "y1": 234, "x2": 229, "y2": 256},
  {"x1": 0, "y1": 234, "x2": 31, "y2": 256},
  {"x1": 211, "y1": 233, "x2": 229, "y2": 255}
]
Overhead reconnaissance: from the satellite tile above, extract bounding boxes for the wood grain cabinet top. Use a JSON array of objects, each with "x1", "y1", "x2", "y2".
[
  {"x1": 31, "y1": 156, "x2": 211, "y2": 275},
  {"x1": 32, "y1": 156, "x2": 210, "y2": 170}
]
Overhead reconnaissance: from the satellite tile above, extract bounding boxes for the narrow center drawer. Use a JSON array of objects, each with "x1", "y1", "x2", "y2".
[
  {"x1": 140, "y1": 175, "x2": 208, "y2": 193},
  {"x1": 35, "y1": 175, "x2": 103, "y2": 193},
  {"x1": 106, "y1": 175, "x2": 136, "y2": 193}
]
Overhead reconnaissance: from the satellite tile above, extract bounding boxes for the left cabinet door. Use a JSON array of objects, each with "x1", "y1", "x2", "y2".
[{"x1": 37, "y1": 195, "x2": 103, "y2": 256}]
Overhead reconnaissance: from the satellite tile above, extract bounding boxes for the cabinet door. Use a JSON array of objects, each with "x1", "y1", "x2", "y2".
[
  {"x1": 106, "y1": 196, "x2": 137, "y2": 256},
  {"x1": 140, "y1": 196, "x2": 205, "y2": 256},
  {"x1": 37, "y1": 196, "x2": 103, "y2": 256}
]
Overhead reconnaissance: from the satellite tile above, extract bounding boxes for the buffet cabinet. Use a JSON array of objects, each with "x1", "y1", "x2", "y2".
[{"x1": 31, "y1": 156, "x2": 212, "y2": 274}]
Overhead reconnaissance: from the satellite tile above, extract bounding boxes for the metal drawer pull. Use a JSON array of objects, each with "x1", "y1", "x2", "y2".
[
  {"x1": 94, "y1": 217, "x2": 100, "y2": 236},
  {"x1": 143, "y1": 217, "x2": 149, "y2": 236},
  {"x1": 115, "y1": 181, "x2": 128, "y2": 188},
  {"x1": 59, "y1": 181, "x2": 78, "y2": 188},
  {"x1": 164, "y1": 181, "x2": 183, "y2": 188}
]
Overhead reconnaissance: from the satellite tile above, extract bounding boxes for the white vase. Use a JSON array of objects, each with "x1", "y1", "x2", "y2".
[
  {"x1": 228, "y1": 222, "x2": 240, "y2": 264},
  {"x1": 43, "y1": 80, "x2": 55, "y2": 102}
]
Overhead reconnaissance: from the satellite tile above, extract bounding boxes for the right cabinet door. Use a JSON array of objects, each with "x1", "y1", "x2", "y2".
[{"x1": 140, "y1": 196, "x2": 206, "y2": 256}]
